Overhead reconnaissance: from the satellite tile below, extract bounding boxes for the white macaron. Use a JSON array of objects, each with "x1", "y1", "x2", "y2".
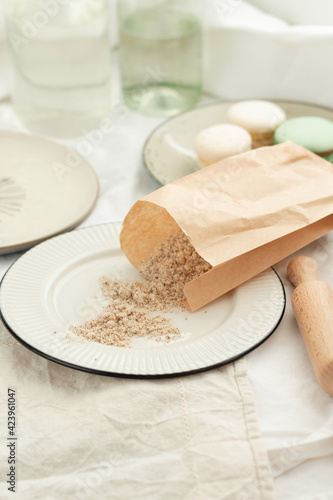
[
  {"x1": 195, "y1": 123, "x2": 252, "y2": 167},
  {"x1": 227, "y1": 100, "x2": 286, "y2": 146}
]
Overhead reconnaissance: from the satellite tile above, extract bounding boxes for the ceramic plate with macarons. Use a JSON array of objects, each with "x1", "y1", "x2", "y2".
[{"x1": 143, "y1": 100, "x2": 333, "y2": 185}]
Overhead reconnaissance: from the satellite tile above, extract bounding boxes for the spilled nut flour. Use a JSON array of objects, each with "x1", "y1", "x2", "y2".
[{"x1": 70, "y1": 231, "x2": 212, "y2": 347}]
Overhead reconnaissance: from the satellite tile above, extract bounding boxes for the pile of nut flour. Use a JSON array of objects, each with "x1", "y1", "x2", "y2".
[{"x1": 70, "y1": 231, "x2": 212, "y2": 347}]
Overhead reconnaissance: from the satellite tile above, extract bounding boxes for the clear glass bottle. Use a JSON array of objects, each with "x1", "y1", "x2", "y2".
[
  {"x1": 5, "y1": 0, "x2": 111, "y2": 138},
  {"x1": 117, "y1": 0, "x2": 202, "y2": 116}
]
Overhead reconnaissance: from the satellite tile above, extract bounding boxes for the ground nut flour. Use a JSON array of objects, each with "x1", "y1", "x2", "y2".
[{"x1": 70, "y1": 231, "x2": 212, "y2": 347}]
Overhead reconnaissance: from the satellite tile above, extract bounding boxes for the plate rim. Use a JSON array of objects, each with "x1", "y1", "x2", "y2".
[
  {"x1": 143, "y1": 98, "x2": 333, "y2": 186},
  {"x1": 0, "y1": 130, "x2": 100, "y2": 254},
  {"x1": 0, "y1": 222, "x2": 286, "y2": 379}
]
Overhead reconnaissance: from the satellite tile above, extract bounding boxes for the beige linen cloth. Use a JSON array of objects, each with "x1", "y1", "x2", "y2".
[{"x1": 0, "y1": 320, "x2": 274, "y2": 500}]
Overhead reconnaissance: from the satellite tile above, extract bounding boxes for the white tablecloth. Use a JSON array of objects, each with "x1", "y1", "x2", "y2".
[{"x1": 1, "y1": 1, "x2": 333, "y2": 498}]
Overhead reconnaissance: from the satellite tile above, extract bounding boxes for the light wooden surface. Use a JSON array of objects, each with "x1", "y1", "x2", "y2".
[{"x1": 287, "y1": 256, "x2": 333, "y2": 396}]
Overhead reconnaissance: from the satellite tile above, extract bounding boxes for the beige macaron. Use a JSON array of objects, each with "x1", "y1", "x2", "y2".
[
  {"x1": 195, "y1": 123, "x2": 252, "y2": 167},
  {"x1": 227, "y1": 100, "x2": 286, "y2": 147}
]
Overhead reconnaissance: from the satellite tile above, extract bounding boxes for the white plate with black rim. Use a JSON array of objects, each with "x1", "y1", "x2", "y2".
[
  {"x1": 0, "y1": 131, "x2": 99, "y2": 254},
  {"x1": 0, "y1": 222, "x2": 285, "y2": 378},
  {"x1": 143, "y1": 100, "x2": 333, "y2": 185}
]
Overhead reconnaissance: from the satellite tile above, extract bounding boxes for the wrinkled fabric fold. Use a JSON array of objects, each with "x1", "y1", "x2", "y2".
[{"x1": 0, "y1": 322, "x2": 274, "y2": 500}]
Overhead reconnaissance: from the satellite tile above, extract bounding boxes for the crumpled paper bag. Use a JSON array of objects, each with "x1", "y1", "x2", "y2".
[{"x1": 121, "y1": 141, "x2": 333, "y2": 311}]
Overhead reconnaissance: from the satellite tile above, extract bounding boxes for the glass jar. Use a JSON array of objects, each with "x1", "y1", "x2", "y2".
[
  {"x1": 117, "y1": 0, "x2": 203, "y2": 116},
  {"x1": 5, "y1": 0, "x2": 111, "y2": 138}
]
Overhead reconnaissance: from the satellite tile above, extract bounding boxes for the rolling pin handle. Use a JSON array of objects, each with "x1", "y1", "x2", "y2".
[
  {"x1": 289, "y1": 269, "x2": 333, "y2": 397},
  {"x1": 287, "y1": 256, "x2": 318, "y2": 288}
]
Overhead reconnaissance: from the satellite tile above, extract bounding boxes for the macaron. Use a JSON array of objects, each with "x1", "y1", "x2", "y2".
[
  {"x1": 324, "y1": 153, "x2": 333, "y2": 163},
  {"x1": 195, "y1": 124, "x2": 252, "y2": 167},
  {"x1": 227, "y1": 100, "x2": 286, "y2": 147},
  {"x1": 274, "y1": 116, "x2": 333, "y2": 157}
]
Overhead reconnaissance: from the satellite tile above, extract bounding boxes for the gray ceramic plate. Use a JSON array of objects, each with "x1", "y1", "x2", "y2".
[
  {"x1": 0, "y1": 131, "x2": 99, "y2": 254},
  {"x1": 143, "y1": 100, "x2": 333, "y2": 185}
]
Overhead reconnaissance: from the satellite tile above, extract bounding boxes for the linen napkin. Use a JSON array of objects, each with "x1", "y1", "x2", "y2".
[{"x1": 0, "y1": 320, "x2": 274, "y2": 500}]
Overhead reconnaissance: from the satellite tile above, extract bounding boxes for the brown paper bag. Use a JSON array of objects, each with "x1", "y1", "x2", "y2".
[{"x1": 121, "y1": 141, "x2": 333, "y2": 311}]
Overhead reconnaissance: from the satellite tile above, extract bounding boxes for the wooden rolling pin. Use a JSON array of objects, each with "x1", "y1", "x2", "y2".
[{"x1": 287, "y1": 256, "x2": 333, "y2": 396}]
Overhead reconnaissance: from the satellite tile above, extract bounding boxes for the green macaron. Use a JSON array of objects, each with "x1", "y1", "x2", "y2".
[
  {"x1": 274, "y1": 116, "x2": 333, "y2": 156},
  {"x1": 324, "y1": 153, "x2": 333, "y2": 163}
]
